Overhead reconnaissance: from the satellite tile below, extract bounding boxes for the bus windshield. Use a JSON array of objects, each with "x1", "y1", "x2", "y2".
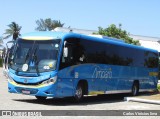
[{"x1": 10, "y1": 38, "x2": 61, "y2": 73}]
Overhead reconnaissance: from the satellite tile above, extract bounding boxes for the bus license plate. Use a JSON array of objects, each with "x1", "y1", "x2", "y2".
[{"x1": 22, "y1": 90, "x2": 30, "y2": 94}]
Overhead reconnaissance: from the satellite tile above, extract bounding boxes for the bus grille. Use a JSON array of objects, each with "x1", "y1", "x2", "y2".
[{"x1": 15, "y1": 87, "x2": 38, "y2": 94}]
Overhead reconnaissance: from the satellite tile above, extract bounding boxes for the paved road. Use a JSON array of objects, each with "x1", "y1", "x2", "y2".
[{"x1": 0, "y1": 68, "x2": 159, "y2": 119}]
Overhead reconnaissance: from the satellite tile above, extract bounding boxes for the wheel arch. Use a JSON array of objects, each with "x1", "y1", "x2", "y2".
[
  {"x1": 133, "y1": 80, "x2": 139, "y2": 88},
  {"x1": 77, "y1": 79, "x2": 88, "y2": 95}
]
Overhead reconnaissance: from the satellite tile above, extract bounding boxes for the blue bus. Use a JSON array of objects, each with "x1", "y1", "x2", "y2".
[{"x1": 8, "y1": 31, "x2": 159, "y2": 101}]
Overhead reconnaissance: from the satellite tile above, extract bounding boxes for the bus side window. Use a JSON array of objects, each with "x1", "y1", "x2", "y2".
[
  {"x1": 72, "y1": 42, "x2": 84, "y2": 64},
  {"x1": 60, "y1": 41, "x2": 73, "y2": 69},
  {"x1": 60, "y1": 39, "x2": 85, "y2": 70}
]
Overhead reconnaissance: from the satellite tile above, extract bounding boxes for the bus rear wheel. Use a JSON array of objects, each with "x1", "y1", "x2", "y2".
[
  {"x1": 74, "y1": 84, "x2": 84, "y2": 102},
  {"x1": 35, "y1": 96, "x2": 47, "y2": 101},
  {"x1": 131, "y1": 82, "x2": 139, "y2": 96}
]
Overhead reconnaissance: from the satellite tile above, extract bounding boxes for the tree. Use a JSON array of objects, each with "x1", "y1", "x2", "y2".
[
  {"x1": 95, "y1": 24, "x2": 140, "y2": 45},
  {"x1": 3, "y1": 22, "x2": 22, "y2": 40},
  {"x1": 35, "y1": 18, "x2": 65, "y2": 31},
  {"x1": 0, "y1": 36, "x2": 3, "y2": 44}
]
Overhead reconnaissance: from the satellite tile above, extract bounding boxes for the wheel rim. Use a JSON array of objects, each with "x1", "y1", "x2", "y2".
[
  {"x1": 76, "y1": 86, "x2": 82, "y2": 99},
  {"x1": 133, "y1": 85, "x2": 137, "y2": 96}
]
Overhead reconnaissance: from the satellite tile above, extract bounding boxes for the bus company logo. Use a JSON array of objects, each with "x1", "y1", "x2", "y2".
[
  {"x1": 24, "y1": 79, "x2": 28, "y2": 83},
  {"x1": 92, "y1": 68, "x2": 112, "y2": 79},
  {"x1": 2, "y1": 111, "x2": 12, "y2": 116}
]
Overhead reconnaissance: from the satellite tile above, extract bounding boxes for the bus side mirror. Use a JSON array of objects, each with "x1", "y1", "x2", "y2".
[{"x1": 63, "y1": 47, "x2": 68, "y2": 58}]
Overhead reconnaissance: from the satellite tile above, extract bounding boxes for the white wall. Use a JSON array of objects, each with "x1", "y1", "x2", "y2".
[{"x1": 139, "y1": 40, "x2": 160, "y2": 52}]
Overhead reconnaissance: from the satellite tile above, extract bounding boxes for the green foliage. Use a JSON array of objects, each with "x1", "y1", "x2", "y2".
[
  {"x1": 95, "y1": 24, "x2": 140, "y2": 45},
  {"x1": 158, "y1": 84, "x2": 160, "y2": 91},
  {"x1": 35, "y1": 18, "x2": 65, "y2": 31},
  {"x1": 3, "y1": 22, "x2": 22, "y2": 40}
]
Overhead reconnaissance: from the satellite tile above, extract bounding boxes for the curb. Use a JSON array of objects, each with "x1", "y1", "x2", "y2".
[{"x1": 124, "y1": 97, "x2": 160, "y2": 105}]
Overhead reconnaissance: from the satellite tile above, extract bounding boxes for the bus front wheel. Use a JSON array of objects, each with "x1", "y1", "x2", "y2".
[
  {"x1": 74, "y1": 84, "x2": 83, "y2": 102},
  {"x1": 35, "y1": 96, "x2": 47, "y2": 101}
]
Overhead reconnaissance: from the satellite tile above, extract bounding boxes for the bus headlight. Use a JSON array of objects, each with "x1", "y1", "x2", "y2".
[{"x1": 41, "y1": 76, "x2": 57, "y2": 85}]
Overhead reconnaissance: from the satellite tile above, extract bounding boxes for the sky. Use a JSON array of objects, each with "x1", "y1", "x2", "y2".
[{"x1": 0, "y1": 0, "x2": 160, "y2": 42}]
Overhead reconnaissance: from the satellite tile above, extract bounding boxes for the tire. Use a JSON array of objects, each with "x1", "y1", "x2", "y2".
[
  {"x1": 35, "y1": 96, "x2": 47, "y2": 101},
  {"x1": 131, "y1": 82, "x2": 139, "y2": 96},
  {"x1": 74, "y1": 84, "x2": 84, "y2": 102}
]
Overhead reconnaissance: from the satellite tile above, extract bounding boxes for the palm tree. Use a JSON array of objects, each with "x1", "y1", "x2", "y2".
[
  {"x1": 3, "y1": 22, "x2": 22, "y2": 40},
  {"x1": 0, "y1": 36, "x2": 3, "y2": 44},
  {"x1": 35, "y1": 18, "x2": 64, "y2": 31}
]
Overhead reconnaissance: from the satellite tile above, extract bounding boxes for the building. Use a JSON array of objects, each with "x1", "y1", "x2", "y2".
[
  {"x1": 130, "y1": 34, "x2": 160, "y2": 52},
  {"x1": 54, "y1": 27, "x2": 96, "y2": 35}
]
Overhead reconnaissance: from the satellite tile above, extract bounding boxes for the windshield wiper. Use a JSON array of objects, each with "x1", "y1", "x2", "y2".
[
  {"x1": 24, "y1": 48, "x2": 31, "y2": 63},
  {"x1": 32, "y1": 46, "x2": 40, "y2": 76}
]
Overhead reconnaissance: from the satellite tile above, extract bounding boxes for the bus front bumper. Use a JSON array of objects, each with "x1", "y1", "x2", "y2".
[{"x1": 8, "y1": 80, "x2": 57, "y2": 97}]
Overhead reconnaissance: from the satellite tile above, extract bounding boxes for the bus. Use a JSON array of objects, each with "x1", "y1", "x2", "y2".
[{"x1": 8, "y1": 31, "x2": 159, "y2": 101}]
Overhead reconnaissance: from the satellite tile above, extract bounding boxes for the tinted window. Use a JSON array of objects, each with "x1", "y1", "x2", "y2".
[
  {"x1": 60, "y1": 37, "x2": 158, "y2": 69},
  {"x1": 80, "y1": 39, "x2": 134, "y2": 66},
  {"x1": 144, "y1": 51, "x2": 158, "y2": 68},
  {"x1": 80, "y1": 38, "x2": 158, "y2": 68}
]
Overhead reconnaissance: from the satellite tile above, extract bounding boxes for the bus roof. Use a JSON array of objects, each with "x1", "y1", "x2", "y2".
[
  {"x1": 83, "y1": 35, "x2": 158, "y2": 53},
  {"x1": 20, "y1": 31, "x2": 158, "y2": 53},
  {"x1": 20, "y1": 31, "x2": 69, "y2": 40}
]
